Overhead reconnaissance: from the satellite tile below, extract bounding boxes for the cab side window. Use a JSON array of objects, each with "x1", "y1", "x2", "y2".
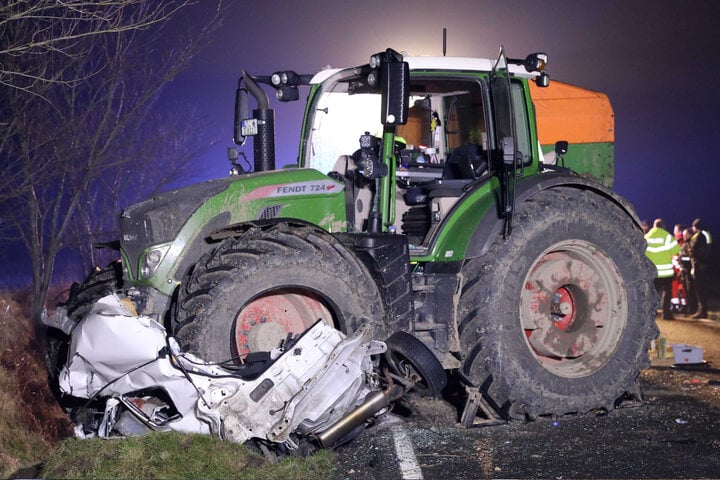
[
  {"x1": 510, "y1": 80, "x2": 532, "y2": 165},
  {"x1": 444, "y1": 90, "x2": 487, "y2": 152}
]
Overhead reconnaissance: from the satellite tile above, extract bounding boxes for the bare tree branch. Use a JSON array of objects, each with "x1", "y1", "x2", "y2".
[
  {"x1": 0, "y1": 1, "x2": 197, "y2": 94},
  {"x1": 0, "y1": 0, "x2": 225, "y2": 320}
]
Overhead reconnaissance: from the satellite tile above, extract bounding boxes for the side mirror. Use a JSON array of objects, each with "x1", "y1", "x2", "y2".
[
  {"x1": 380, "y1": 58, "x2": 409, "y2": 125},
  {"x1": 555, "y1": 140, "x2": 568, "y2": 156}
]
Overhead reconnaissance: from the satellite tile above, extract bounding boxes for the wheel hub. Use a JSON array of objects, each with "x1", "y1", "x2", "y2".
[
  {"x1": 234, "y1": 289, "x2": 332, "y2": 359},
  {"x1": 520, "y1": 241, "x2": 627, "y2": 377},
  {"x1": 550, "y1": 287, "x2": 577, "y2": 330}
]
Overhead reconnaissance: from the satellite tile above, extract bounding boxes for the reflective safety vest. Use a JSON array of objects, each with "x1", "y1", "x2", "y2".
[{"x1": 644, "y1": 227, "x2": 680, "y2": 278}]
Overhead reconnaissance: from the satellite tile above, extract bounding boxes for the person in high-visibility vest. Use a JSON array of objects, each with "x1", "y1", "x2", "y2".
[
  {"x1": 645, "y1": 218, "x2": 681, "y2": 320},
  {"x1": 690, "y1": 218, "x2": 713, "y2": 319}
]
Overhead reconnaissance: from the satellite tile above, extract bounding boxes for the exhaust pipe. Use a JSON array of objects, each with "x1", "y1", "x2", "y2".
[
  {"x1": 316, "y1": 387, "x2": 401, "y2": 449},
  {"x1": 242, "y1": 71, "x2": 275, "y2": 172}
]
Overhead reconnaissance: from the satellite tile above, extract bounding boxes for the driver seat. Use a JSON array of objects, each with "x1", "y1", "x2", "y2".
[
  {"x1": 328, "y1": 155, "x2": 373, "y2": 232},
  {"x1": 442, "y1": 143, "x2": 488, "y2": 180}
]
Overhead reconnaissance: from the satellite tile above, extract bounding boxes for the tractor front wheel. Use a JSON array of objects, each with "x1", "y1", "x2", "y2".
[{"x1": 173, "y1": 224, "x2": 387, "y2": 364}]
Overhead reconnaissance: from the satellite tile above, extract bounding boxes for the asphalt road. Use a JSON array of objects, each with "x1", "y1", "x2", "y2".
[{"x1": 329, "y1": 313, "x2": 720, "y2": 480}]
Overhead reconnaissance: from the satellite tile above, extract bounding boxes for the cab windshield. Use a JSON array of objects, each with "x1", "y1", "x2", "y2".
[
  {"x1": 303, "y1": 70, "x2": 490, "y2": 178},
  {"x1": 304, "y1": 73, "x2": 381, "y2": 174}
]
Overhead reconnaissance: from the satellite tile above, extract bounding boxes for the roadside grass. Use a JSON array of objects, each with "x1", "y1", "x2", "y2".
[
  {"x1": 0, "y1": 367, "x2": 52, "y2": 476},
  {"x1": 0, "y1": 289, "x2": 337, "y2": 479},
  {"x1": 41, "y1": 432, "x2": 336, "y2": 480}
]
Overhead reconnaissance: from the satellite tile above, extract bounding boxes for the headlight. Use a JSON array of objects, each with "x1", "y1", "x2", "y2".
[
  {"x1": 523, "y1": 52, "x2": 548, "y2": 73},
  {"x1": 276, "y1": 86, "x2": 299, "y2": 102},
  {"x1": 271, "y1": 71, "x2": 298, "y2": 86},
  {"x1": 140, "y1": 245, "x2": 170, "y2": 279}
]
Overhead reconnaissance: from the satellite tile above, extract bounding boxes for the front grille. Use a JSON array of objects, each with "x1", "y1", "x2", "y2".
[
  {"x1": 257, "y1": 204, "x2": 284, "y2": 220},
  {"x1": 120, "y1": 179, "x2": 231, "y2": 278}
]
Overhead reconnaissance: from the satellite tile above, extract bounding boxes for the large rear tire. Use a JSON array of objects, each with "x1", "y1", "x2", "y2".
[
  {"x1": 459, "y1": 187, "x2": 657, "y2": 419},
  {"x1": 173, "y1": 224, "x2": 387, "y2": 363}
]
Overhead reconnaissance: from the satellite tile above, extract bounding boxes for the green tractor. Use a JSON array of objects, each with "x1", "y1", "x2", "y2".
[{"x1": 59, "y1": 48, "x2": 657, "y2": 421}]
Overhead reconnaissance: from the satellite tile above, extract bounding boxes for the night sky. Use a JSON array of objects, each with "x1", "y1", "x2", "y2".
[{"x1": 3, "y1": 0, "x2": 720, "y2": 286}]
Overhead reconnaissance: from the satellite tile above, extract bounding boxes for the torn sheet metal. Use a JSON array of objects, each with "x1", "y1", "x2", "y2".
[{"x1": 57, "y1": 293, "x2": 388, "y2": 449}]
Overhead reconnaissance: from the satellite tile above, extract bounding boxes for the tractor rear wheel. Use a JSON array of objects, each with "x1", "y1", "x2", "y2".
[
  {"x1": 173, "y1": 224, "x2": 387, "y2": 363},
  {"x1": 459, "y1": 187, "x2": 657, "y2": 419}
]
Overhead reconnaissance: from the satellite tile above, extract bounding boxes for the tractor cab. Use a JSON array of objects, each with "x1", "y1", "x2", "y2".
[{"x1": 296, "y1": 50, "x2": 545, "y2": 251}]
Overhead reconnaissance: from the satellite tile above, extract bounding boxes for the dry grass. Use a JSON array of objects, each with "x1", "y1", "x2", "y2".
[{"x1": 0, "y1": 291, "x2": 74, "y2": 478}]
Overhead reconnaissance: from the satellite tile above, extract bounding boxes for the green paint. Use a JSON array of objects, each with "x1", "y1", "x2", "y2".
[{"x1": 542, "y1": 142, "x2": 614, "y2": 188}]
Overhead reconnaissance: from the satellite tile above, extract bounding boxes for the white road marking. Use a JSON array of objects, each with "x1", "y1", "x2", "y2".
[{"x1": 391, "y1": 424, "x2": 423, "y2": 480}]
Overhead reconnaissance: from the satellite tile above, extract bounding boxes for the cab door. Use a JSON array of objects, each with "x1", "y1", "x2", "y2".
[{"x1": 490, "y1": 47, "x2": 518, "y2": 236}]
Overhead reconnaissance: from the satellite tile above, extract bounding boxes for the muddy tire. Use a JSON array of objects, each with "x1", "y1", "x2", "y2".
[
  {"x1": 384, "y1": 331, "x2": 447, "y2": 398},
  {"x1": 63, "y1": 260, "x2": 123, "y2": 321},
  {"x1": 459, "y1": 187, "x2": 658, "y2": 419},
  {"x1": 173, "y1": 224, "x2": 387, "y2": 363}
]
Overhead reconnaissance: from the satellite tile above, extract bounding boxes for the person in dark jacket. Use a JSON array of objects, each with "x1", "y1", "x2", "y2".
[
  {"x1": 677, "y1": 228, "x2": 697, "y2": 315},
  {"x1": 689, "y1": 218, "x2": 712, "y2": 319}
]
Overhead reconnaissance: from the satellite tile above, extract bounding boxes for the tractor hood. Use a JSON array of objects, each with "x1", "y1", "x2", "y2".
[{"x1": 119, "y1": 168, "x2": 347, "y2": 292}]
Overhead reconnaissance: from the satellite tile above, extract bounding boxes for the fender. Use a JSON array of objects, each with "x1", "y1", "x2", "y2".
[
  {"x1": 466, "y1": 171, "x2": 642, "y2": 258},
  {"x1": 171, "y1": 217, "x2": 322, "y2": 297}
]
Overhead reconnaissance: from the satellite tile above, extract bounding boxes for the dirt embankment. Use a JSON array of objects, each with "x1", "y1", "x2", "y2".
[{"x1": 0, "y1": 292, "x2": 74, "y2": 475}]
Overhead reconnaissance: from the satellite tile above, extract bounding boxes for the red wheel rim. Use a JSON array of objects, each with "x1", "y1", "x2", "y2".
[
  {"x1": 520, "y1": 241, "x2": 628, "y2": 378},
  {"x1": 234, "y1": 288, "x2": 332, "y2": 360}
]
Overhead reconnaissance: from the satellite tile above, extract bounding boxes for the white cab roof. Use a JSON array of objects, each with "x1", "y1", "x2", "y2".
[{"x1": 311, "y1": 54, "x2": 536, "y2": 84}]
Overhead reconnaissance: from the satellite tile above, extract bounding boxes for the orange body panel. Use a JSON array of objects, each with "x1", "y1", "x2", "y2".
[{"x1": 529, "y1": 81, "x2": 614, "y2": 145}]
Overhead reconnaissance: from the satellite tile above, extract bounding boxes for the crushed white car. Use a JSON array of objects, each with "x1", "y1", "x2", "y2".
[{"x1": 45, "y1": 293, "x2": 442, "y2": 454}]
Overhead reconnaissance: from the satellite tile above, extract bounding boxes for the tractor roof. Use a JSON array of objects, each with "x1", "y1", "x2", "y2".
[{"x1": 310, "y1": 54, "x2": 538, "y2": 84}]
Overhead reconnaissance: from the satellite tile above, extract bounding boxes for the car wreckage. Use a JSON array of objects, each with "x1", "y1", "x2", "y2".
[{"x1": 46, "y1": 292, "x2": 444, "y2": 455}]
